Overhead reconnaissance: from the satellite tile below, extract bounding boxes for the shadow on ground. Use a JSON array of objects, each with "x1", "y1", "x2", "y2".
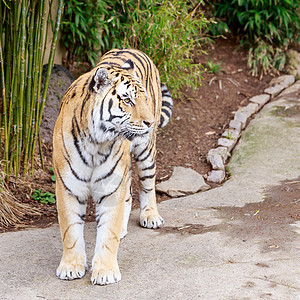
[{"x1": 158, "y1": 177, "x2": 300, "y2": 253}]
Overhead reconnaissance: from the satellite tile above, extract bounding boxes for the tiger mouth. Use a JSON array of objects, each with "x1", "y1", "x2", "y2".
[{"x1": 121, "y1": 128, "x2": 151, "y2": 141}]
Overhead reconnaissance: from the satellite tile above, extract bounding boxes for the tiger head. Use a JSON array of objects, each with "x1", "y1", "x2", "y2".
[{"x1": 89, "y1": 60, "x2": 155, "y2": 142}]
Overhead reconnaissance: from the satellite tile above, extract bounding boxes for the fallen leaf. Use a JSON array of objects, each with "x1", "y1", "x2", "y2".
[{"x1": 205, "y1": 131, "x2": 216, "y2": 135}]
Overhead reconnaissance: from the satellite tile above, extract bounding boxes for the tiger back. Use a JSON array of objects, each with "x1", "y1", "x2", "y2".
[{"x1": 53, "y1": 49, "x2": 173, "y2": 285}]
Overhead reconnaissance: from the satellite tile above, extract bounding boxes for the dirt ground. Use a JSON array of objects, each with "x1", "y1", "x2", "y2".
[{"x1": 1, "y1": 38, "x2": 275, "y2": 233}]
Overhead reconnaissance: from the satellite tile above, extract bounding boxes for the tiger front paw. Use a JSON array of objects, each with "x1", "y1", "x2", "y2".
[
  {"x1": 140, "y1": 212, "x2": 164, "y2": 229},
  {"x1": 91, "y1": 265, "x2": 121, "y2": 285},
  {"x1": 56, "y1": 259, "x2": 86, "y2": 280}
]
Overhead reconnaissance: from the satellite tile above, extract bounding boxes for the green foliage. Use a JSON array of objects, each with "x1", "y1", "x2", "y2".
[
  {"x1": 124, "y1": 0, "x2": 209, "y2": 97},
  {"x1": 225, "y1": 165, "x2": 231, "y2": 179},
  {"x1": 99, "y1": 2, "x2": 138, "y2": 53},
  {"x1": 61, "y1": 0, "x2": 103, "y2": 66},
  {"x1": 247, "y1": 41, "x2": 286, "y2": 77},
  {"x1": 209, "y1": 0, "x2": 300, "y2": 76},
  {"x1": 31, "y1": 189, "x2": 56, "y2": 204},
  {"x1": 50, "y1": 167, "x2": 56, "y2": 182},
  {"x1": 206, "y1": 60, "x2": 222, "y2": 74},
  {"x1": 61, "y1": 1, "x2": 135, "y2": 66},
  {"x1": 61, "y1": 0, "x2": 209, "y2": 95},
  {"x1": 207, "y1": 20, "x2": 230, "y2": 37}
]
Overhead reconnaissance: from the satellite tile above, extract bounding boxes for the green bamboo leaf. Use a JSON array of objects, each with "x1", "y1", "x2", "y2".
[
  {"x1": 254, "y1": 12, "x2": 261, "y2": 28},
  {"x1": 75, "y1": 14, "x2": 79, "y2": 27}
]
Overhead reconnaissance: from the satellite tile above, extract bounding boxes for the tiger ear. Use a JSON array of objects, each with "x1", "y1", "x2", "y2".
[
  {"x1": 121, "y1": 59, "x2": 136, "y2": 76},
  {"x1": 90, "y1": 68, "x2": 111, "y2": 93}
]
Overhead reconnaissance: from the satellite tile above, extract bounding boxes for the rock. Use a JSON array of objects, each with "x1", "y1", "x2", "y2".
[
  {"x1": 207, "y1": 152, "x2": 224, "y2": 170},
  {"x1": 222, "y1": 129, "x2": 240, "y2": 141},
  {"x1": 217, "y1": 138, "x2": 236, "y2": 152},
  {"x1": 207, "y1": 170, "x2": 225, "y2": 183},
  {"x1": 264, "y1": 75, "x2": 295, "y2": 98},
  {"x1": 240, "y1": 103, "x2": 259, "y2": 118},
  {"x1": 246, "y1": 102, "x2": 260, "y2": 114},
  {"x1": 234, "y1": 110, "x2": 248, "y2": 129},
  {"x1": 286, "y1": 50, "x2": 300, "y2": 80},
  {"x1": 207, "y1": 147, "x2": 230, "y2": 163},
  {"x1": 278, "y1": 80, "x2": 300, "y2": 97},
  {"x1": 249, "y1": 94, "x2": 270, "y2": 109},
  {"x1": 40, "y1": 65, "x2": 74, "y2": 144},
  {"x1": 155, "y1": 166, "x2": 210, "y2": 197},
  {"x1": 229, "y1": 119, "x2": 242, "y2": 131},
  {"x1": 233, "y1": 103, "x2": 259, "y2": 129}
]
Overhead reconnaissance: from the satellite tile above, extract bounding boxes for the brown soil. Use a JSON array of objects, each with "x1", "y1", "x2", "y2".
[{"x1": 1, "y1": 38, "x2": 275, "y2": 233}]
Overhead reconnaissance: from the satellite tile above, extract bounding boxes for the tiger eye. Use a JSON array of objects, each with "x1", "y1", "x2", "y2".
[{"x1": 124, "y1": 98, "x2": 131, "y2": 104}]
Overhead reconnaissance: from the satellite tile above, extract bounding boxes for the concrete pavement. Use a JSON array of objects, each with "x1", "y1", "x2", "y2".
[{"x1": 0, "y1": 81, "x2": 300, "y2": 299}]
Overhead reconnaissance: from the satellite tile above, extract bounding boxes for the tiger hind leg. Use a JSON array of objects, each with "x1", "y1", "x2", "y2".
[
  {"x1": 158, "y1": 83, "x2": 173, "y2": 128},
  {"x1": 55, "y1": 180, "x2": 87, "y2": 280}
]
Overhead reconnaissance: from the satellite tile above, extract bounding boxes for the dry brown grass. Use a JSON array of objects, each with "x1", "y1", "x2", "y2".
[{"x1": 0, "y1": 178, "x2": 41, "y2": 228}]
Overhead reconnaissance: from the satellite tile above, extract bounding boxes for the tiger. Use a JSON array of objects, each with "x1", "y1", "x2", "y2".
[{"x1": 52, "y1": 49, "x2": 173, "y2": 285}]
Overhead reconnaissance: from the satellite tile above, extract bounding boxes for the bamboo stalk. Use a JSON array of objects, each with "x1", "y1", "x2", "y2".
[
  {"x1": 38, "y1": 132, "x2": 45, "y2": 170},
  {"x1": 15, "y1": 0, "x2": 27, "y2": 176},
  {"x1": 30, "y1": 0, "x2": 47, "y2": 171},
  {"x1": 22, "y1": 0, "x2": 35, "y2": 175},
  {"x1": 15, "y1": 1, "x2": 21, "y2": 175},
  {"x1": 35, "y1": 0, "x2": 54, "y2": 171},
  {"x1": 31, "y1": 0, "x2": 63, "y2": 171},
  {"x1": 0, "y1": 39, "x2": 8, "y2": 176},
  {"x1": 4, "y1": 4, "x2": 11, "y2": 162},
  {"x1": 3, "y1": 21, "x2": 10, "y2": 175},
  {"x1": 24, "y1": 1, "x2": 42, "y2": 174},
  {"x1": 26, "y1": 0, "x2": 45, "y2": 173},
  {"x1": 27, "y1": 0, "x2": 45, "y2": 172},
  {"x1": 7, "y1": 2, "x2": 18, "y2": 175},
  {"x1": 38, "y1": 0, "x2": 63, "y2": 122},
  {"x1": 0, "y1": 0, "x2": 4, "y2": 159}
]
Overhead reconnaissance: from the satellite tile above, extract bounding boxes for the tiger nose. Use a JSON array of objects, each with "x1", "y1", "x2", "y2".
[{"x1": 143, "y1": 120, "x2": 154, "y2": 128}]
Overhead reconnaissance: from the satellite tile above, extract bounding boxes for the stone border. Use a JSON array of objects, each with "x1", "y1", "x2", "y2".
[{"x1": 206, "y1": 74, "x2": 296, "y2": 184}]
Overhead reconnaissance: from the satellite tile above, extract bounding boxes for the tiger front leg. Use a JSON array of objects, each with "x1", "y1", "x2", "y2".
[
  {"x1": 91, "y1": 189, "x2": 126, "y2": 285},
  {"x1": 55, "y1": 179, "x2": 87, "y2": 280},
  {"x1": 135, "y1": 144, "x2": 164, "y2": 229}
]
